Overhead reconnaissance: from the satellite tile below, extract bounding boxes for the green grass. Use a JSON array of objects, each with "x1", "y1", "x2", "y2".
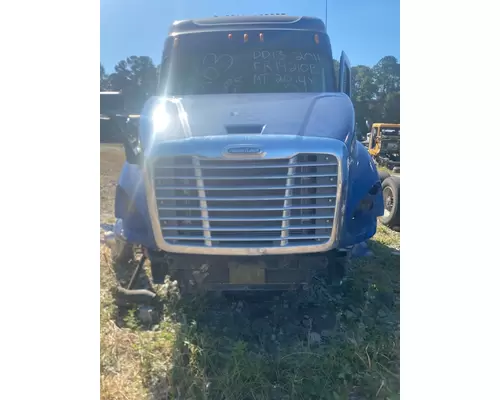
[
  {"x1": 100, "y1": 226, "x2": 399, "y2": 400},
  {"x1": 100, "y1": 145, "x2": 400, "y2": 400}
]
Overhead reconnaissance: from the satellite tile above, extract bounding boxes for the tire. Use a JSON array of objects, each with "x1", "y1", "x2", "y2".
[
  {"x1": 378, "y1": 170, "x2": 391, "y2": 183},
  {"x1": 379, "y1": 177, "x2": 400, "y2": 229}
]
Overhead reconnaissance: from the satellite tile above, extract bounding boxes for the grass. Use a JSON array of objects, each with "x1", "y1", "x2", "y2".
[{"x1": 100, "y1": 144, "x2": 400, "y2": 400}]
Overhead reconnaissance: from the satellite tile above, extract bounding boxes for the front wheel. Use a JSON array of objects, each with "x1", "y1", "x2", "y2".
[{"x1": 379, "y1": 177, "x2": 400, "y2": 229}]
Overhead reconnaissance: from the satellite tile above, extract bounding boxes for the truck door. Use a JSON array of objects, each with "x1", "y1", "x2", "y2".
[
  {"x1": 339, "y1": 51, "x2": 352, "y2": 98},
  {"x1": 368, "y1": 126, "x2": 378, "y2": 153}
]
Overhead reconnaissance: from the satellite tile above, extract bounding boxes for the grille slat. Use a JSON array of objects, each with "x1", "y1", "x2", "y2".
[
  {"x1": 157, "y1": 204, "x2": 336, "y2": 211},
  {"x1": 153, "y1": 153, "x2": 339, "y2": 248},
  {"x1": 155, "y1": 184, "x2": 336, "y2": 191},
  {"x1": 155, "y1": 162, "x2": 335, "y2": 170},
  {"x1": 161, "y1": 235, "x2": 331, "y2": 242},
  {"x1": 157, "y1": 194, "x2": 336, "y2": 201},
  {"x1": 161, "y1": 224, "x2": 332, "y2": 231},
  {"x1": 280, "y1": 156, "x2": 297, "y2": 246},
  {"x1": 192, "y1": 157, "x2": 212, "y2": 247},
  {"x1": 155, "y1": 173, "x2": 337, "y2": 180},
  {"x1": 159, "y1": 215, "x2": 334, "y2": 222}
]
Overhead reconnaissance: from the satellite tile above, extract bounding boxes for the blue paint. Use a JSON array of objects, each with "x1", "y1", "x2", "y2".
[
  {"x1": 113, "y1": 16, "x2": 383, "y2": 254},
  {"x1": 115, "y1": 162, "x2": 157, "y2": 249},
  {"x1": 138, "y1": 94, "x2": 357, "y2": 152},
  {"x1": 338, "y1": 141, "x2": 384, "y2": 248},
  {"x1": 115, "y1": 99, "x2": 382, "y2": 252}
]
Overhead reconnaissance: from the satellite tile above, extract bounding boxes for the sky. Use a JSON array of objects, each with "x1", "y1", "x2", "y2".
[{"x1": 100, "y1": 0, "x2": 400, "y2": 73}]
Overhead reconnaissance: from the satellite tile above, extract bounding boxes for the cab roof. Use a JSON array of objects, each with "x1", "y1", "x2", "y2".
[{"x1": 168, "y1": 15, "x2": 327, "y2": 36}]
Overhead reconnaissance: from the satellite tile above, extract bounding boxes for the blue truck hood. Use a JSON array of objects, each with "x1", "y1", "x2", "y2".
[{"x1": 141, "y1": 93, "x2": 355, "y2": 144}]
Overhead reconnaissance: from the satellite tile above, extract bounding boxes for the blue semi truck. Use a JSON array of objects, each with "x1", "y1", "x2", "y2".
[{"x1": 111, "y1": 15, "x2": 384, "y2": 292}]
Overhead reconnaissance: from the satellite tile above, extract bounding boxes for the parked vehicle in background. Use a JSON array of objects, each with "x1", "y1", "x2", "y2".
[
  {"x1": 367, "y1": 123, "x2": 400, "y2": 170},
  {"x1": 100, "y1": 91, "x2": 140, "y2": 143}
]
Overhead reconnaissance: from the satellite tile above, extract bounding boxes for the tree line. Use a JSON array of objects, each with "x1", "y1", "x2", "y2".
[{"x1": 100, "y1": 55, "x2": 400, "y2": 134}]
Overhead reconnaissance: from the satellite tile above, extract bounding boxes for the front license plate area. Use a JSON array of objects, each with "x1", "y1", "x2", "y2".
[{"x1": 229, "y1": 261, "x2": 266, "y2": 284}]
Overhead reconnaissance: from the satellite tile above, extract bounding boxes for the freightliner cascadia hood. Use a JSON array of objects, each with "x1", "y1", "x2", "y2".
[{"x1": 139, "y1": 93, "x2": 355, "y2": 147}]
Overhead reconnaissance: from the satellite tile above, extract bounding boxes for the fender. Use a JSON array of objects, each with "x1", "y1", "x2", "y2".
[
  {"x1": 114, "y1": 96, "x2": 185, "y2": 249},
  {"x1": 115, "y1": 162, "x2": 157, "y2": 249},
  {"x1": 114, "y1": 96, "x2": 182, "y2": 249},
  {"x1": 339, "y1": 141, "x2": 384, "y2": 247}
]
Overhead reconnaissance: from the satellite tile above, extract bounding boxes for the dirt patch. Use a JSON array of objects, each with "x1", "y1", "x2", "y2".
[{"x1": 100, "y1": 144, "x2": 124, "y2": 222}]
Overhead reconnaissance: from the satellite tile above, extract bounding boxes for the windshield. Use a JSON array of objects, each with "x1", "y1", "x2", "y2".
[{"x1": 162, "y1": 30, "x2": 335, "y2": 96}]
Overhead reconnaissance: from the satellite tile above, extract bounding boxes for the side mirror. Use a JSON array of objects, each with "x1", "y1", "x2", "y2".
[
  {"x1": 122, "y1": 117, "x2": 143, "y2": 165},
  {"x1": 121, "y1": 96, "x2": 163, "y2": 164}
]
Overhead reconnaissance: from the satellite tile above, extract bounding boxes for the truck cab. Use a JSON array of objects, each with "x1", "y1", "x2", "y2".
[{"x1": 113, "y1": 15, "x2": 384, "y2": 291}]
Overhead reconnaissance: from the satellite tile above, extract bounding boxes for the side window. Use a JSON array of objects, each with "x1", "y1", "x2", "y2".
[
  {"x1": 342, "y1": 66, "x2": 351, "y2": 95},
  {"x1": 339, "y1": 52, "x2": 352, "y2": 97}
]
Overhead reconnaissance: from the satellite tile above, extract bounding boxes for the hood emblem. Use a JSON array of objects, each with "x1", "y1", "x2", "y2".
[{"x1": 223, "y1": 145, "x2": 265, "y2": 158}]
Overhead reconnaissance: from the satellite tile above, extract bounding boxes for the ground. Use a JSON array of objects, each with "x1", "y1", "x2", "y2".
[{"x1": 100, "y1": 144, "x2": 400, "y2": 400}]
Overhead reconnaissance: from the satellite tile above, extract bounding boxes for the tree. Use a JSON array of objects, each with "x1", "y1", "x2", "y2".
[
  {"x1": 100, "y1": 63, "x2": 110, "y2": 90},
  {"x1": 372, "y1": 56, "x2": 400, "y2": 122},
  {"x1": 352, "y1": 65, "x2": 378, "y2": 103},
  {"x1": 106, "y1": 56, "x2": 158, "y2": 112},
  {"x1": 373, "y1": 56, "x2": 400, "y2": 95},
  {"x1": 344, "y1": 56, "x2": 400, "y2": 132},
  {"x1": 351, "y1": 65, "x2": 379, "y2": 133},
  {"x1": 381, "y1": 91, "x2": 400, "y2": 123}
]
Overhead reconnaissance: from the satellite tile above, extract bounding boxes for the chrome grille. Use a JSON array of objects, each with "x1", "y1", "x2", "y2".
[{"x1": 153, "y1": 154, "x2": 339, "y2": 249}]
